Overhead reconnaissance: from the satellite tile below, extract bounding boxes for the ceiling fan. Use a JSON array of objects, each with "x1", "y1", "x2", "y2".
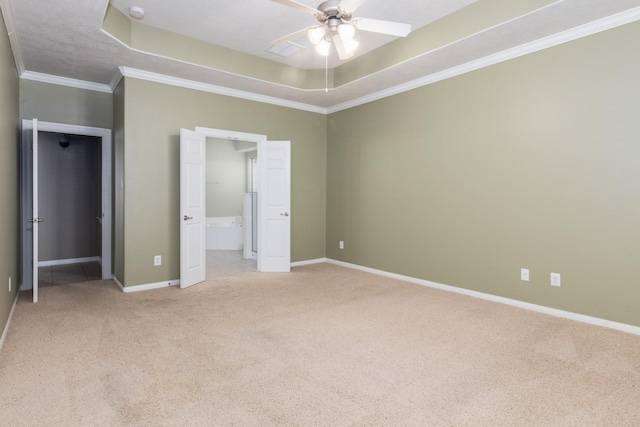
[{"x1": 270, "y1": 0, "x2": 412, "y2": 60}]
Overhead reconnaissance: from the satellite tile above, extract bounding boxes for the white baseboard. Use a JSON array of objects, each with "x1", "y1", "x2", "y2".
[
  {"x1": 114, "y1": 276, "x2": 180, "y2": 293},
  {"x1": 327, "y1": 259, "x2": 640, "y2": 336},
  {"x1": 291, "y1": 258, "x2": 327, "y2": 267},
  {"x1": 0, "y1": 291, "x2": 19, "y2": 354},
  {"x1": 38, "y1": 256, "x2": 101, "y2": 267}
]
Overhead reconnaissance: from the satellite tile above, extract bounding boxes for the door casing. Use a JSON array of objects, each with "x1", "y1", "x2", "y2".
[
  {"x1": 193, "y1": 127, "x2": 290, "y2": 273},
  {"x1": 20, "y1": 120, "x2": 112, "y2": 291}
]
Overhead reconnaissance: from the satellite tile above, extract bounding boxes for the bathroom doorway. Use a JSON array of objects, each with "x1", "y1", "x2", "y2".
[
  {"x1": 205, "y1": 137, "x2": 257, "y2": 279},
  {"x1": 180, "y1": 126, "x2": 290, "y2": 289}
]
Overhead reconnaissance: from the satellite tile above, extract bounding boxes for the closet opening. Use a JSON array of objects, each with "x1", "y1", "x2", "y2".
[{"x1": 21, "y1": 120, "x2": 112, "y2": 302}]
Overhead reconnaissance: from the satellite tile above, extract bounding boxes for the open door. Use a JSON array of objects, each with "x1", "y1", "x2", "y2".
[
  {"x1": 258, "y1": 140, "x2": 291, "y2": 272},
  {"x1": 21, "y1": 120, "x2": 112, "y2": 298},
  {"x1": 179, "y1": 129, "x2": 206, "y2": 288},
  {"x1": 30, "y1": 119, "x2": 42, "y2": 302}
]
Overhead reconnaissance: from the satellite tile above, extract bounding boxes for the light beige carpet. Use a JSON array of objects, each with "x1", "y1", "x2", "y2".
[{"x1": 1, "y1": 263, "x2": 639, "y2": 426}]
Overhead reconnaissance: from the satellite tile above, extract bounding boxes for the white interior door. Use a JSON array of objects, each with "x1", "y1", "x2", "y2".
[
  {"x1": 180, "y1": 129, "x2": 206, "y2": 288},
  {"x1": 258, "y1": 140, "x2": 291, "y2": 272},
  {"x1": 31, "y1": 119, "x2": 40, "y2": 302}
]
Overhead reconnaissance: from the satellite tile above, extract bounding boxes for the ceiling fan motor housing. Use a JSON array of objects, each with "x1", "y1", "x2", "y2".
[{"x1": 316, "y1": 0, "x2": 352, "y2": 24}]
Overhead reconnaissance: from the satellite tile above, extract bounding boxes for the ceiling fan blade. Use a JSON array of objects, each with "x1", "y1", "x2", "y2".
[
  {"x1": 339, "y1": 0, "x2": 368, "y2": 13},
  {"x1": 354, "y1": 18, "x2": 411, "y2": 37},
  {"x1": 332, "y1": 34, "x2": 354, "y2": 60},
  {"x1": 270, "y1": 0, "x2": 321, "y2": 17},
  {"x1": 271, "y1": 26, "x2": 314, "y2": 45}
]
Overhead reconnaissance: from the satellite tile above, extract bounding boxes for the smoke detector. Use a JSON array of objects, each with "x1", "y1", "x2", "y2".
[{"x1": 129, "y1": 6, "x2": 145, "y2": 20}]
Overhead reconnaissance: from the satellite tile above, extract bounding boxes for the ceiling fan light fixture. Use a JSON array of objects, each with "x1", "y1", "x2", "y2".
[
  {"x1": 315, "y1": 39, "x2": 331, "y2": 56},
  {"x1": 338, "y1": 23, "x2": 356, "y2": 42},
  {"x1": 308, "y1": 26, "x2": 326, "y2": 45}
]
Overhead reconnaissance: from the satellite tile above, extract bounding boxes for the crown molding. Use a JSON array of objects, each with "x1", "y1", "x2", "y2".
[
  {"x1": 0, "y1": 0, "x2": 24, "y2": 75},
  {"x1": 20, "y1": 70, "x2": 112, "y2": 93},
  {"x1": 10, "y1": 5, "x2": 640, "y2": 114},
  {"x1": 118, "y1": 67, "x2": 328, "y2": 114},
  {"x1": 109, "y1": 68, "x2": 124, "y2": 92},
  {"x1": 327, "y1": 5, "x2": 640, "y2": 114}
]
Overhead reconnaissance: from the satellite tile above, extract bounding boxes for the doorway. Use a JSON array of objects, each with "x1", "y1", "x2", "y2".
[
  {"x1": 37, "y1": 132, "x2": 103, "y2": 287},
  {"x1": 179, "y1": 127, "x2": 291, "y2": 289},
  {"x1": 21, "y1": 120, "x2": 112, "y2": 300},
  {"x1": 204, "y1": 137, "x2": 257, "y2": 279}
]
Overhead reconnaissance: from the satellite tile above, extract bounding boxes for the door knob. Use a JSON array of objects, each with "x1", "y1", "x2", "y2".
[
  {"x1": 27, "y1": 218, "x2": 44, "y2": 223},
  {"x1": 183, "y1": 215, "x2": 193, "y2": 221},
  {"x1": 280, "y1": 212, "x2": 289, "y2": 217}
]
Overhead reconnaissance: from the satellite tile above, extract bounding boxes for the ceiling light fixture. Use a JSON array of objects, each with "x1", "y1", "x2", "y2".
[
  {"x1": 129, "y1": 6, "x2": 145, "y2": 20},
  {"x1": 59, "y1": 135, "x2": 70, "y2": 150},
  {"x1": 308, "y1": 22, "x2": 357, "y2": 57},
  {"x1": 271, "y1": 0, "x2": 411, "y2": 62},
  {"x1": 307, "y1": 26, "x2": 326, "y2": 45},
  {"x1": 314, "y1": 38, "x2": 331, "y2": 56},
  {"x1": 337, "y1": 23, "x2": 355, "y2": 41}
]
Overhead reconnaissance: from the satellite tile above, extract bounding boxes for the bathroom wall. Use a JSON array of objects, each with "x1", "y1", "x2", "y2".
[{"x1": 205, "y1": 138, "x2": 249, "y2": 218}]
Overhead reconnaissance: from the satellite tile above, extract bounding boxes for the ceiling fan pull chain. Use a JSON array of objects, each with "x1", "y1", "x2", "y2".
[{"x1": 325, "y1": 54, "x2": 328, "y2": 93}]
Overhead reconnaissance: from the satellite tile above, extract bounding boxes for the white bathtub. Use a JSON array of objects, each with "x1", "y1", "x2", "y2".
[{"x1": 205, "y1": 216, "x2": 243, "y2": 250}]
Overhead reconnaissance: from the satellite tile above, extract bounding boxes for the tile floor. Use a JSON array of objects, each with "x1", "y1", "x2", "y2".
[
  {"x1": 206, "y1": 250, "x2": 256, "y2": 279},
  {"x1": 38, "y1": 261, "x2": 102, "y2": 288}
]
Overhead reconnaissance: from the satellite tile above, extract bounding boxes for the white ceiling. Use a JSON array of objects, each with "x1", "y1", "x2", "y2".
[
  {"x1": 4, "y1": 0, "x2": 640, "y2": 112},
  {"x1": 109, "y1": 0, "x2": 477, "y2": 69}
]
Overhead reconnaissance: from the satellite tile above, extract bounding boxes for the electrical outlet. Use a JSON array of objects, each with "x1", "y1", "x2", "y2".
[
  {"x1": 339, "y1": 241, "x2": 344, "y2": 249},
  {"x1": 550, "y1": 272, "x2": 561, "y2": 287},
  {"x1": 520, "y1": 268, "x2": 530, "y2": 282},
  {"x1": 154, "y1": 255, "x2": 162, "y2": 266}
]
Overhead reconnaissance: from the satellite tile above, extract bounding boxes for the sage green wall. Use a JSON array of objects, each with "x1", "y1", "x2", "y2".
[
  {"x1": 121, "y1": 78, "x2": 326, "y2": 286},
  {"x1": 327, "y1": 22, "x2": 640, "y2": 327},
  {"x1": 20, "y1": 80, "x2": 113, "y2": 129},
  {"x1": 205, "y1": 138, "x2": 246, "y2": 218},
  {"x1": 0, "y1": 12, "x2": 19, "y2": 338},
  {"x1": 113, "y1": 79, "x2": 125, "y2": 283}
]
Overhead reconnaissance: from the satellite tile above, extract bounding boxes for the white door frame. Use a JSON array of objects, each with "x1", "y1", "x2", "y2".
[
  {"x1": 21, "y1": 120, "x2": 113, "y2": 290},
  {"x1": 194, "y1": 127, "x2": 273, "y2": 272}
]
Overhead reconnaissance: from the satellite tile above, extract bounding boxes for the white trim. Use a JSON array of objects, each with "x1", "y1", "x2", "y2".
[
  {"x1": 0, "y1": 292, "x2": 19, "y2": 354},
  {"x1": 38, "y1": 256, "x2": 101, "y2": 267},
  {"x1": 112, "y1": 275, "x2": 124, "y2": 291},
  {"x1": 115, "y1": 3, "x2": 640, "y2": 114},
  {"x1": 21, "y1": 120, "x2": 113, "y2": 289},
  {"x1": 0, "y1": 0, "x2": 25, "y2": 75},
  {"x1": 20, "y1": 71, "x2": 112, "y2": 93},
  {"x1": 327, "y1": 5, "x2": 640, "y2": 113},
  {"x1": 326, "y1": 259, "x2": 640, "y2": 336},
  {"x1": 291, "y1": 258, "x2": 327, "y2": 267},
  {"x1": 109, "y1": 68, "x2": 124, "y2": 92},
  {"x1": 119, "y1": 67, "x2": 327, "y2": 114},
  {"x1": 195, "y1": 127, "x2": 266, "y2": 143},
  {"x1": 28, "y1": 121, "x2": 111, "y2": 138},
  {"x1": 8, "y1": 5, "x2": 639, "y2": 114},
  {"x1": 119, "y1": 279, "x2": 180, "y2": 293}
]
